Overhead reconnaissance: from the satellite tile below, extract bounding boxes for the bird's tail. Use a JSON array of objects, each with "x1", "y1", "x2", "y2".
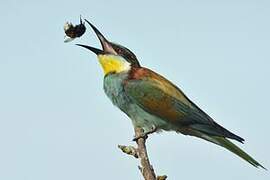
[{"x1": 197, "y1": 133, "x2": 266, "y2": 169}]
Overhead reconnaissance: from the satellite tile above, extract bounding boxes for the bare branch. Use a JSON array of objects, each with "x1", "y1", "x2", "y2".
[
  {"x1": 118, "y1": 127, "x2": 167, "y2": 180},
  {"x1": 134, "y1": 127, "x2": 157, "y2": 180}
]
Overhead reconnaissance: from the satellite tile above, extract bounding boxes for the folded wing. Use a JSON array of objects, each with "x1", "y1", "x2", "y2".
[{"x1": 124, "y1": 67, "x2": 244, "y2": 143}]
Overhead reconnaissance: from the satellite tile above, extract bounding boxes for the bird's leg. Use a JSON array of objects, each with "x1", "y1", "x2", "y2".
[{"x1": 133, "y1": 125, "x2": 157, "y2": 141}]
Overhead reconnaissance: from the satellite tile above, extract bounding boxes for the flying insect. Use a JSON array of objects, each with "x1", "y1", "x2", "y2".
[{"x1": 64, "y1": 16, "x2": 86, "y2": 43}]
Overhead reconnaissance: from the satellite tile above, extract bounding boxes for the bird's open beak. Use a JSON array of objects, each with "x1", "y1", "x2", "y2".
[
  {"x1": 76, "y1": 44, "x2": 103, "y2": 55},
  {"x1": 76, "y1": 19, "x2": 116, "y2": 55}
]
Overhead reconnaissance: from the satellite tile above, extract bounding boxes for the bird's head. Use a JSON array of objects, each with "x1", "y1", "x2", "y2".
[{"x1": 77, "y1": 19, "x2": 140, "y2": 75}]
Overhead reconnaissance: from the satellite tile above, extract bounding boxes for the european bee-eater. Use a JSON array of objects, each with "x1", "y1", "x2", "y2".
[{"x1": 77, "y1": 19, "x2": 265, "y2": 169}]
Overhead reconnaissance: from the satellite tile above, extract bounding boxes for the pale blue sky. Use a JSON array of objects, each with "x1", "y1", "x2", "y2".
[{"x1": 0, "y1": 0, "x2": 269, "y2": 179}]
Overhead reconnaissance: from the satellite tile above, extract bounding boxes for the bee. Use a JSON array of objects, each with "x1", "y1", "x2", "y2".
[{"x1": 64, "y1": 16, "x2": 86, "y2": 43}]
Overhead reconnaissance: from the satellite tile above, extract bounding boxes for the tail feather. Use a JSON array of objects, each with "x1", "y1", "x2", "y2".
[
  {"x1": 191, "y1": 123, "x2": 245, "y2": 143},
  {"x1": 202, "y1": 135, "x2": 266, "y2": 169}
]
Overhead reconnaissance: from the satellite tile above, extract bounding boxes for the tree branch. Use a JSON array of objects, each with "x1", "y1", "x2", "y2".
[
  {"x1": 135, "y1": 127, "x2": 156, "y2": 180},
  {"x1": 118, "y1": 127, "x2": 167, "y2": 180}
]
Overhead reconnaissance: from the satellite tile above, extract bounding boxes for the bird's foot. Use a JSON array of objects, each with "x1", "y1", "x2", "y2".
[{"x1": 133, "y1": 125, "x2": 157, "y2": 141}]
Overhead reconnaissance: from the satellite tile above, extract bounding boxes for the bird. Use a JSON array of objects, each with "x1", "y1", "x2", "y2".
[{"x1": 76, "y1": 19, "x2": 265, "y2": 169}]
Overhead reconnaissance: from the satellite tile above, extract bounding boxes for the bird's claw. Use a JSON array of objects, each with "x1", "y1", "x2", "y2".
[{"x1": 133, "y1": 125, "x2": 157, "y2": 141}]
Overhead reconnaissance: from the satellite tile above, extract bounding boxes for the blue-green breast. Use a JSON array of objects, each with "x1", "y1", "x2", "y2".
[
  {"x1": 103, "y1": 72, "x2": 177, "y2": 132},
  {"x1": 103, "y1": 72, "x2": 131, "y2": 112}
]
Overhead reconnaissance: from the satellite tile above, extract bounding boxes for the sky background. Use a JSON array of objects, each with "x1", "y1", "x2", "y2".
[{"x1": 0, "y1": 0, "x2": 269, "y2": 179}]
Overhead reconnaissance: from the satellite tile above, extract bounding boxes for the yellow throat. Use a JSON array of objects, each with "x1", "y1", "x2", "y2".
[{"x1": 98, "y1": 55, "x2": 131, "y2": 75}]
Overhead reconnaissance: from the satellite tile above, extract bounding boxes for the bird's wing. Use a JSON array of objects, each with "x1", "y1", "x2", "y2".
[
  {"x1": 124, "y1": 67, "x2": 212, "y2": 126},
  {"x1": 124, "y1": 67, "x2": 244, "y2": 142}
]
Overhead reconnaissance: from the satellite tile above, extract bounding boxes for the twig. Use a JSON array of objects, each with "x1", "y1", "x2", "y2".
[
  {"x1": 118, "y1": 127, "x2": 167, "y2": 180},
  {"x1": 157, "y1": 175, "x2": 168, "y2": 180},
  {"x1": 134, "y1": 127, "x2": 157, "y2": 180},
  {"x1": 118, "y1": 145, "x2": 138, "y2": 158}
]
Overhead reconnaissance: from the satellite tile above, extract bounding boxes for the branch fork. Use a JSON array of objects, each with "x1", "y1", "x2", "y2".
[{"x1": 118, "y1": 127, "x2": 167, "y2": 180}]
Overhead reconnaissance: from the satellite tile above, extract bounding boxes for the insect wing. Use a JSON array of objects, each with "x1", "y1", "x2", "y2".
[{"x1": 64, "y1": 37, "x2": 75, "y2": 43}]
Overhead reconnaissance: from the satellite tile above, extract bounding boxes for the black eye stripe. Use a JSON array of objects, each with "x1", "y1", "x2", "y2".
[{"x1": 110, "y1": 43, "x2": 140, "y2": 67}]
